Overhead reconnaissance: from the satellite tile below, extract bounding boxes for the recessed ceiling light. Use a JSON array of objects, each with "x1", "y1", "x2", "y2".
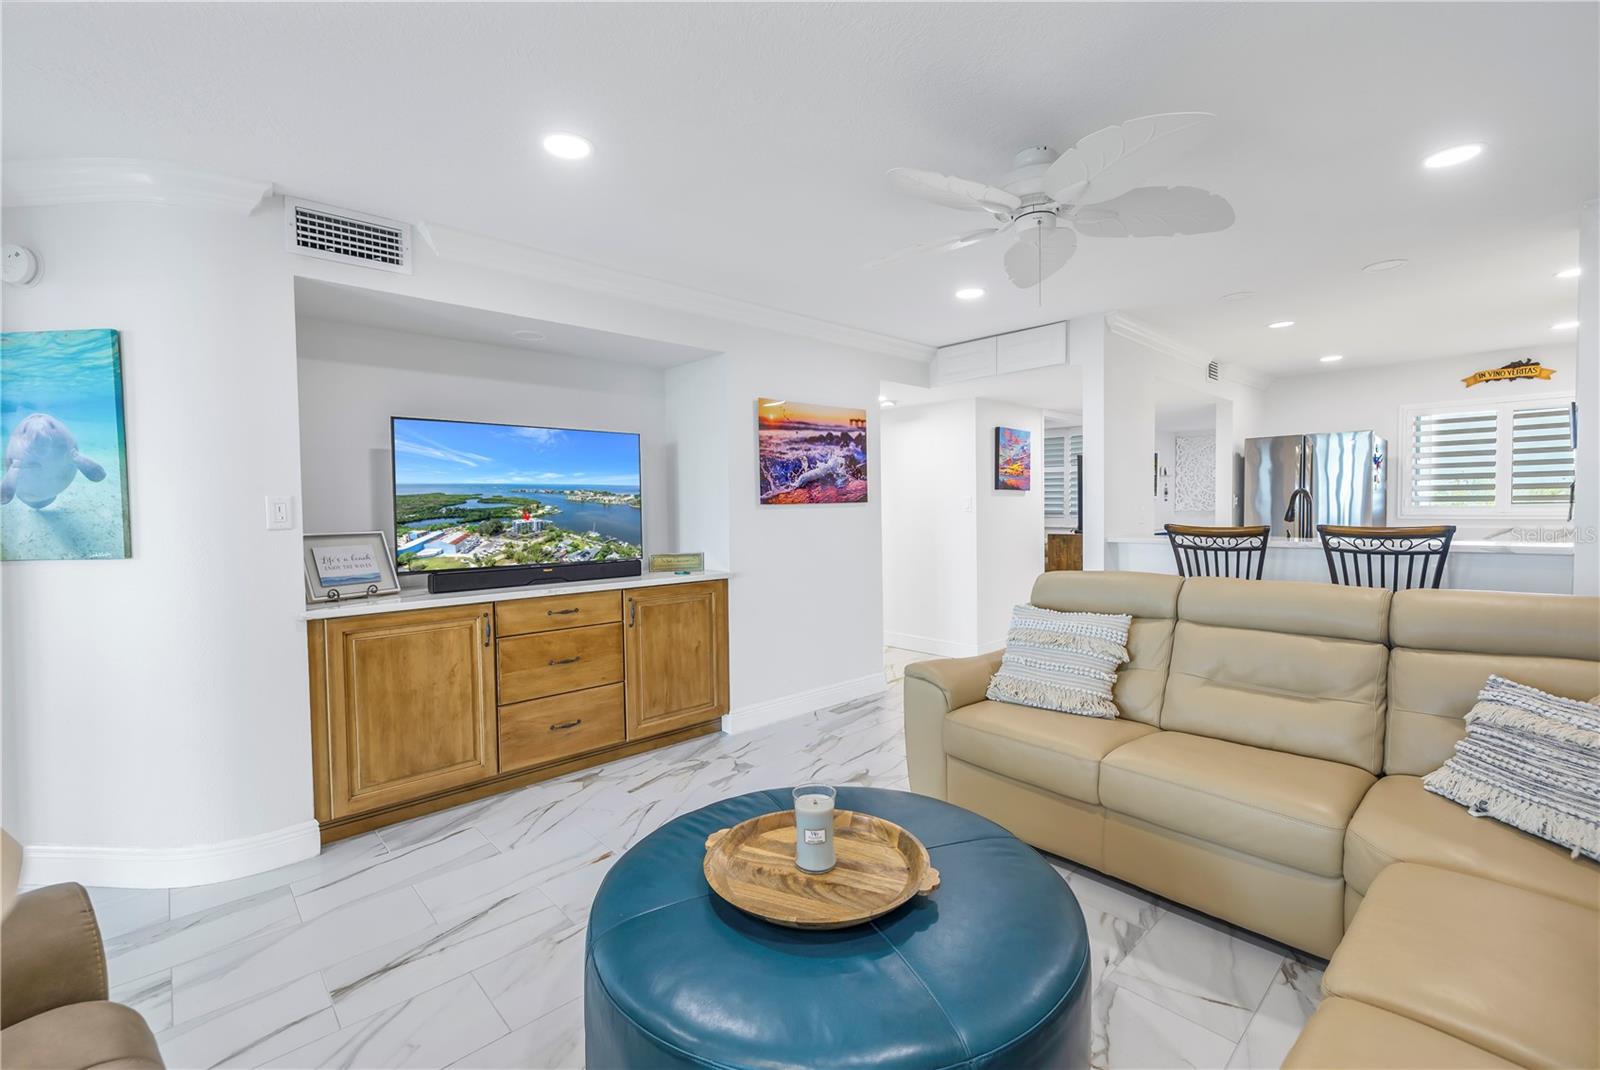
[
  {"x1": 1363, "y1": 258, "x2": 1409, "y2": 273},
  {"x1": 880, "y1": 399, "x2": 897, "y2": 409},
  {"x1": 1422, "y1": 143, "x2": 1484, "y2": 169},
  {"x1": 954, "y1": 287, "x2": 985, "y2": 301},
  {"x1": 1267, "y1": 320, "x2": 1295, "y2": 329},
  {"x1": 511, "y1": 329, "x2": 545, "y2": 343},
  {"x1": 542, "y1": 132, "x2": 593, "y2": 160},
  {"x1": 1220, "y1": 291, "x2": 1255, "y2": 302},
  {"x1": 1556, "y1": 266, "x2": 1582, "y2": 280},
  {"x1": 1320, "y1": 354, "x2": 1344, "y2": 363},
  {"x1": 1552, "y1": 320, "x2": 1579, "y2": 331}
]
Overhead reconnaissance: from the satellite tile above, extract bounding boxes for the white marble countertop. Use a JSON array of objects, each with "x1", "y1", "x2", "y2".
[
  {"x1": 303, "y1": 569, "x2": 731, "y2": 621},
  {"x1": 1107, "y1": 536, "x2": 1573, "y2": 555}
]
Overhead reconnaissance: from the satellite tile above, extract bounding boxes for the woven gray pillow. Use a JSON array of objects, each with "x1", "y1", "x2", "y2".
[
  {"x1": 1423, "y1": 676, "x2": 1600, "y2": 859},
  {"x1": 986, "y1": 604, "x2": 1131, "y2": 718}
]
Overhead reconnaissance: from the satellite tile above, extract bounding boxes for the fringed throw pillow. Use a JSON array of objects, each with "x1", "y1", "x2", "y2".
[
  {"x1": 986, "y1": 604, "x2": 1131, "y2": 718},
  {"x1": 1423, "y1": 675, "x2": 1600, "y2": 860}
]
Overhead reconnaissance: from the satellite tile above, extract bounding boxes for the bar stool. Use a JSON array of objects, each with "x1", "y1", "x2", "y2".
[
  {"x1": 1163, "y1": 524, "x2": 1271, "y2": 580},
  {"x1": 1317, "y1": 524, "x2": 1456, "y2": 590}
]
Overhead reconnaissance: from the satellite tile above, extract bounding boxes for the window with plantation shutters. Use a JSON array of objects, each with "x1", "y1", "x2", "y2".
[
  {"x1": 1400, "y1": 394, "x2": 1574, "y2": 516},
  {"x1": 1408, "y1": 409, "x2": 1498, "y2": 509},
  {"x1": 1511, "y1": 405, "x2": 1575, "y2": 505},
  {"x1": 1043, "y1": 430, "x2": 1082, "y2": 526}
]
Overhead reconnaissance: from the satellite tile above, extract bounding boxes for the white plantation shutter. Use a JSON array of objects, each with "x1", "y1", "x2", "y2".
[
  {"x1": 1043, "y1": 434, "x2": 1067, "y2": 519},
  {"x1": 1402, "y1": 394, "x2": 1574, "y2": 515},
  {"x1": 1511, "y1": 405, "x2": 1575, "y2": 505},
  {"x1": 1409, "y1": 409, "x2": 1498, "y2": 508},
  {"x1": 1068, "y1": 432, "x2": 1083, "y2": 522}
]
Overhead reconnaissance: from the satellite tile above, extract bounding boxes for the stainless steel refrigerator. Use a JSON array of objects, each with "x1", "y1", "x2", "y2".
[{"x1": 1243, "y1": 432, "x2": 1387, "y2": 538}]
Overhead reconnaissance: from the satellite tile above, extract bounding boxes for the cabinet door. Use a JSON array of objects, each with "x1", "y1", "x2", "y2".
[
  {"x1": 932, "y1": 337, "x2": 998, "y2": 385},
  {"x1": 623, "y1": 581, "x2": 729, "y2": 739},
  {"x1": 323, "y1": 604, "x2": 497, "y2": 818}
]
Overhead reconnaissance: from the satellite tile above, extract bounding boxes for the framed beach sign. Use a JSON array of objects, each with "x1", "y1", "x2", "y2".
[
  {"x1": 0, "y1": 329, "x2": 132, "y2": 561},
  {"x1": 303, "y1": 531, "x2": 402, "y2": 603}
]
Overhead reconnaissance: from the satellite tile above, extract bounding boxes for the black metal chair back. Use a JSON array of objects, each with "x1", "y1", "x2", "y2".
[
  {"x1": 1163, "y1": 525, "x2": 1271, "y2": 580},
  {"x1": 1317, "y1": 525, "x2": 1456, "y2": 590}
]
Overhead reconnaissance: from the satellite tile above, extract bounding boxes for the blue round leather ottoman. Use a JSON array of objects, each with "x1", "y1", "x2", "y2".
[{"x1": 585, "y1": 787, "x2": 1091, "y2": 1069}]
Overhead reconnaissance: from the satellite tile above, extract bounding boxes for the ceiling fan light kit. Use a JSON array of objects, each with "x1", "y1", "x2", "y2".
[{"x1": 875, "y1": 112, "x2": 1236, "y2": 291}]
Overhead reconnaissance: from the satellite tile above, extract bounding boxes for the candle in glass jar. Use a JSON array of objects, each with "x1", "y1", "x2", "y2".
[{"x1": 792, "y1": 784, "x2": 837, "y2": 873}]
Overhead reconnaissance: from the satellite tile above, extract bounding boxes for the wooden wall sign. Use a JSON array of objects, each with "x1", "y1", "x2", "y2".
[{"x1": 1462, "y1": 358, "x2": 1556, "y2": 388}]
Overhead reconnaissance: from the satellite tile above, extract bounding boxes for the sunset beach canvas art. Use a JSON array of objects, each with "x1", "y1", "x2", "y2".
[
  {"x1": 995, "y1": 426, "x2": 1031, "y2": 491},
  {"x1": 757, "y1": 399, "x2": 868, "y2": 505}
]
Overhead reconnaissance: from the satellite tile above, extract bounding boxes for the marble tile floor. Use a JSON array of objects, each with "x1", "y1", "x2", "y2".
[{"x1": 86, "y1": 688, "x2": 1321, "y2": 1070}]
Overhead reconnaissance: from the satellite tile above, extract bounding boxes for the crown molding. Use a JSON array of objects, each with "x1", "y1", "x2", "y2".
[
  {"x1": 2, "y1": 158, "x2": 272, "y2": 214},
  {"x1": 416, "y1": 222, "x2": 934, "y2": 364},
  {"x1": 1108, "y1": 312, "x2": 1271, "y2": 390}
]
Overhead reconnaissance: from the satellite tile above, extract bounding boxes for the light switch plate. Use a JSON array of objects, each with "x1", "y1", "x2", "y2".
[{"x1": 266, "y1": 495, "x2": 294, "y2": 531}]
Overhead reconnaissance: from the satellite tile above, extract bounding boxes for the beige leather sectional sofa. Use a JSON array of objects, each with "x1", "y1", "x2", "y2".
[{"x1": 905, "y1": 571, "x2": 1599, "y2": 1069}]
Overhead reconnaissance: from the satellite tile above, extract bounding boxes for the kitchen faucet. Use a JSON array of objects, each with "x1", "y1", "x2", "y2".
[{"x1": 1284, "y1": 487, "x2": 1314, "y2": 540}]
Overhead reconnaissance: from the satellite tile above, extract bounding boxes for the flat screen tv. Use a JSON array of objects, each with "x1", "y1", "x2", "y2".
[{"x1": 391, "y1": 416, "x2": 643, "y2": 593}]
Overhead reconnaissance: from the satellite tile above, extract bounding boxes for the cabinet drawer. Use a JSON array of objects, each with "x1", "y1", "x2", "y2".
[
  {"x1": 498, "y1": 622, "x2": 623, "y2": 704},
  {"x1": 496, "y1": 590, "x2": 621, "y2": 638},
  {"x1": 498, "y1": 684, "x2": 626, "y2": 772}
]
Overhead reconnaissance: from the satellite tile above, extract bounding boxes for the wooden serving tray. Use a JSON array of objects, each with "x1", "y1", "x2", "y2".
[{"x1": 703, "y1": 809, "x2": 939, "y2": 930}]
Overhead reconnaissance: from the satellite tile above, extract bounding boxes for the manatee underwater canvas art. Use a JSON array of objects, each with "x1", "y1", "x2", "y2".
[{"x1": 0, "y1": 329, "x2": 131, "y2": 560}]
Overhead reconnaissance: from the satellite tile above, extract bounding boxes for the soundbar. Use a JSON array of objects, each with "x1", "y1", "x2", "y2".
[{"x1": 425, "y1": 558, "x2": 643, "y2": 595}]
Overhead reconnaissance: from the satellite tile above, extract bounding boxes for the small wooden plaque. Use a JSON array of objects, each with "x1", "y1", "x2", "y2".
[{"x1": 703, "y1": 809, "x2": 939, "y2": 930}]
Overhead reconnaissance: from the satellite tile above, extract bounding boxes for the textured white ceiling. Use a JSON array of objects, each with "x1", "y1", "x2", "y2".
[{"x1": 4, "y1": 3, "x2": 1594, "y2": 374}]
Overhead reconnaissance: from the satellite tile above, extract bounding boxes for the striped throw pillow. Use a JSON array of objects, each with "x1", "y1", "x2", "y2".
[
  {"x1": 1423, "y1": 676, "x2": 1600, "y2": 860},
  {"x1": 986, "y1": 604, "x2": 1131, "y2": 719}
]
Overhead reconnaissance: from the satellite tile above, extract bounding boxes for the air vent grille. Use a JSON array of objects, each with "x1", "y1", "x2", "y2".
[
  {"x1": 285, "y1": 198, "x2": 411, "y2": 274},
  {"x1": 1206, "y1": 360, "x2": 1220, "y2": 381}
]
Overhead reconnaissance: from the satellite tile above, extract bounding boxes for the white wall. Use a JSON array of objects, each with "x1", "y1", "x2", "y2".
[
  {"x1": 881, "y1": 400, "x2": 979, "y2": 656},
  {"x1": 2, "y1": 196, "x2": 929, "y2": 884},
  {"x1": 1253, "y1": 343, "x2": 1578, "y2": 538},
  {"x1": 294, "y1": 318, "x2": 671, "y2": 566},
  {"x1": 1, "y1": 204, "x2": 319, "y2": 884},
  {"x1": 974, "y1": 399, "x2": 1044, "y2": 648},
  {"x1": 881, "y1": 397, "x2": 1043, "y2": 655}
]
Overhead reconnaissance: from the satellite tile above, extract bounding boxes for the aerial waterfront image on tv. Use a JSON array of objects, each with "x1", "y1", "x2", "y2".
[{"x1": 391, "y1": 417, "x2": 642, "y2": 572}]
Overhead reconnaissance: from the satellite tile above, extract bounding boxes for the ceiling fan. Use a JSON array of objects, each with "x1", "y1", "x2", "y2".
[{"x1": 873, "y1": 113, "x2": 1234, "y2": 291}]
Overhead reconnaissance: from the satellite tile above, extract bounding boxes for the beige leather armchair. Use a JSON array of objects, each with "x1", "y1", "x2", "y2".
[{"x1": 0, "y1": 833, "x2": 164, "y2": 1069}]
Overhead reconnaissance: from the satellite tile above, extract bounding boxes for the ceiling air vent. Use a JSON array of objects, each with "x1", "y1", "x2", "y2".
[
  {"x1": 285, "y1": 198, "x2": 411, "y2": 274},
  {"x1": 1206, "y1": 360, "x2": 1220, "y2": 381}
]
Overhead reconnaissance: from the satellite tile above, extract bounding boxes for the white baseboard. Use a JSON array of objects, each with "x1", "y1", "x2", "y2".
[
  {"x1": 722, "y1": 672, "x2": 887, "y2": 734},
  {"x1": 20, "y1": 819, "x2": 322, "y2": 890},
  {"x1": 885, "y1": 631, "x2": 1001, "y2": 660}
]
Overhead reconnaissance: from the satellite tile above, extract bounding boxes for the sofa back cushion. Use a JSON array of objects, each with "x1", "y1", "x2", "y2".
[
  {"x1": 1162, "y1": 578, "x2": 1391, "y2": 772},
  {"x1": 1386, "y1": 589, "x2": 1600, "y2": 775},
  {"x1": 1030, "y1": 571, "x2": 1182, "y2": 725}
]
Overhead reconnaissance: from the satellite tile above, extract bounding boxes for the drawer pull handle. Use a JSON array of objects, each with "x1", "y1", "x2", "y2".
[
  {"x1": 547, "y1": 608, "x2": 580, "y2": 616},
  {"x1": 548, "y1": 656, "x2": 581, "y2": 666},
  {"x1": 549, "y1": 719, "x2": 583, "y2": 732}
]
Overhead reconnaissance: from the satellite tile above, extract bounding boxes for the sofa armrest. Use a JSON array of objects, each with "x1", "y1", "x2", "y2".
[
  {"x1": 1, "y1": 883, "x2": 109, "y2": 1029},
  {"x1": 903, "y1": 651, "x2": 1003, "y2": 800}
]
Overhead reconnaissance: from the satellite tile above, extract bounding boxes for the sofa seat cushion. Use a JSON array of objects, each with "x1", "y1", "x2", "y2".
[
  {"x1": 1099, "y1": 732, "x2": 1374, "y2": 877},
  {"x1": 0, "y1": 1001, "x2": 164, "y2": 1070},
  {"x1": 1325, "y1": 863, "x2": 1599, "y2": 1070},
  {"x1": 944, "y1": 700, "x2": 1157, "y2": 805},
  {"x1": 1346, "y1": 774, "x2": 1600, "y2": 909},
  {"x1": 1283, "y1": 997, "x2": 1516, "y2": 1069}
]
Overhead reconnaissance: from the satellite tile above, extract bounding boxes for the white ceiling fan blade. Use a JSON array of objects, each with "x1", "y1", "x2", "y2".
[
  {"x1": 1070, "y1": 186, "x2": 1235, "y2": 238},
  {"x1": 888, "y1": 168, "x2": 1022, "y2": 214},
  {"x1": 1044, "y1": 112, "x2": 1215, "y2": 206},
  {"x1": 1003, "y1": 224, "x2": 1077, "y2": 289},
  {"x1": 861, "y1": 227, "x2": 1000, "y2": 268}
]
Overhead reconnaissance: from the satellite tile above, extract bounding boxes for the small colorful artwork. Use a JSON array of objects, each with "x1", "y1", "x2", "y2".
[
  {"x1": 758, "y1": 399, "x2": 868, "y2": 505},
  {"x1": 1, "y1": 329, "x2": 131, "y2": 560},
  {"x1": 994, "y1": 426, "x2": 1031, "y2": 491}
]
